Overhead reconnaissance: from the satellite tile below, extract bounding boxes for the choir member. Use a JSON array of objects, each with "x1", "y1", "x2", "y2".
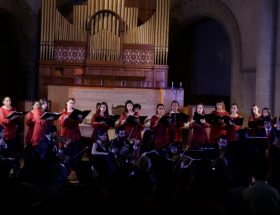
[
  {"x1": 31, "y1": 98, "x2": 54, "y2": 151},
  {"x1": 150, "y1": 103, "x2": 171, "y2": 149},
  {"x1": 168, "y1": 100, "x2": 188, "y2": 144},
  {"x1": 189, "y1": 103, "x2": 210, "y2": 149},
  {"x1": 117, "y1": 99, "x2": 142, "y2": 143},
  {"x1": 247, "y1": 104, "x2": 262, "y2": 137},
  {"x1": 209, "y1": 100, "x2": 229, "y2": 145},
  {"x1": 0, "y1": 96, "x2": 22, "y2": 159},
  {"x1": 59, "y1": 98, "x2": 82, "y2": 182},
  {"x1": 25, "y1": 100, "x2": 40, "y2": 146},
  {"x1": 227, "y1": 103, "x2": 243, "y2": 143},
  {"x1": 90, "y1": 102, "x2": 110, "y2": 142}
]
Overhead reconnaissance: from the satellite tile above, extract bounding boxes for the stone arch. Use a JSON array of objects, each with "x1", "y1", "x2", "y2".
[{"x1": 170, "y1": 0, "x2": 243, "y2": 107}]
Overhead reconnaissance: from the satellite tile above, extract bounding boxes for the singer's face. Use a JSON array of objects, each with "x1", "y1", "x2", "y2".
[
  {"x1": 218, "y1": 138, "x2": 227, "y2": 149},
  {"x1": 216, "y1": 103, "x2": 223, "y2": 111},
  {"x1": 41, "y1": 102, "x2": 48, "y2": 111},
  {"x1": 127, "y1": 103, "x2": 133, "y2": 111},
  {"x1": 100, "y1": 104, "x2": 106, "y2": 113},
  {"x1": 33, "y1": 101, "x2": 40, "y2": 110},
  {"x1": 157, "y1": 106, "x2": 164, "y2": 115},
  {"x1": 252, "y1": 106, "x2": 259, "y2": 115},
  {"x1": 171, "y1": 102, "x2": 179, "y2": 112},
  {"x1": 231, "y1": 105, "x2": 238, "y2": 113},
  {"x1": 196, "y1": 105, "x2": 203, "y2": 114},
  {"x1": 67, "y1": 100, "x2": 75, "y2": 108},
  {"x1": 3, "y1": 97, "x2": 11, "y2": 107},
  {"x1": 262, "y1": 110, "x2": 269, "y2": 117},
  {"x1": 117, "y1": 130, "x2": 126, "y2": 139},
  {"x1": 99, "y1": 133, "x2": 108, "y2": 141}
]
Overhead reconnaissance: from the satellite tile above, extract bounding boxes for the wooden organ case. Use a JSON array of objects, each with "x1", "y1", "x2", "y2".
[{"x1": 39, "y1": 0, "x2": 170, "y2": 97}]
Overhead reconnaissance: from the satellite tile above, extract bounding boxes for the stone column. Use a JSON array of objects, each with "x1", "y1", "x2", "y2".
[
  {"x1": 273, "y1": 0, "x2": 280, "y2": 116},
  {"x1": 255, "y1": 0, "x2": 276, "y2": 110}
]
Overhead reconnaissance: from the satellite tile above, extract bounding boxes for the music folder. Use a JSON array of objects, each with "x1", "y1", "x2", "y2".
[
  {"x1": 126, "y1": 115, "x2": 139, "y2": 124},
  {"x1": 95, "y1": 115, "x2": 120, "y2": 127},
  {"x1": 261, "y1": 116, "x2": 277, "y2": 126},
  {"x1": 248, "y1": 120, "x2": 257, "y2": 128},
  {"x1": 204, "y1": 114, "x2": 213, "y2": 124},
  {"x1": 69, "y1": 109, "x2": 91, "y2": 120},
  {"x1": 253, "y1": 116, "x2": 278, "y2": 127},
  {"x1": 40, "y1": 112, "x2": 62, "y2": 120},
  {"x1": 94, "y1": 116, "x2": 108, "y2": 123},
  {"x1": 230, "y1": 117, "x2": 244, "y2": 126},
  {"x1": 193, "y1": 112, "x2": 206, "y2": 126},
  {"x1": 248, "y1": 119, "x2": 264, "y2": 128},
  {"x1": 158, "y1": 115, "x2": 170, "y2": 126},
  {"x1": 170, "y1": 113, "x2": 189, "y2": 123},
  {"x1": 7, "y1": 111, "x2": 23, "y2": 120},
  {"x1": 139, "y1": 116, "x2": 148, "y2": 124},
  {"x1": 205, "y1": 114, "x2": 228, "y2": 124}
]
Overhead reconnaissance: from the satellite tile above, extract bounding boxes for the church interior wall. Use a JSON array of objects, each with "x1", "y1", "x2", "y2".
[{"x1": 0, "y1": 0, "x2": 279, "y2": 117}]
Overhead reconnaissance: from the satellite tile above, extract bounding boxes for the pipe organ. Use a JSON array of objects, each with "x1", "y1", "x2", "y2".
[{"x1": 39, "y1": 0, "x2": 170, "y2": 97}]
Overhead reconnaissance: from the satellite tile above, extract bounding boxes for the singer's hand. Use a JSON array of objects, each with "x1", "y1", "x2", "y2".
[
  {"x1": 155, "y1": 120, "x2": 159, "y2": 126},
  {"x1": 78, "y1": 114, "x2": 83, "y2": 119},
  {"x1": 47, "y1": 116, "x2": 55, "y2": 121},
  {"x1": 200, "y1": 119, "x2": 206, "y2": 124}
]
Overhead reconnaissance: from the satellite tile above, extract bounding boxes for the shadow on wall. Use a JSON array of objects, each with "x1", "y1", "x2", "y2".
[{"x1": 0, "y1": 10, "x2": 25, "y2": 102}]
